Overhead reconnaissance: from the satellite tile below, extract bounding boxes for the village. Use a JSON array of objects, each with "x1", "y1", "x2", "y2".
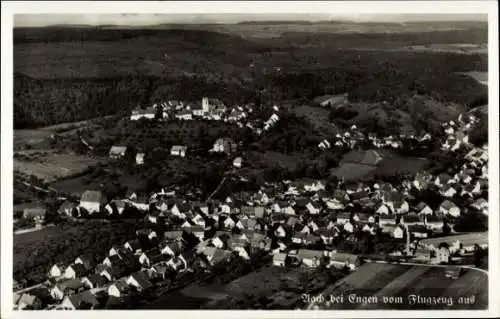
[{"x1": 12, "y1": 94, "x2": 489, "y2": 310}]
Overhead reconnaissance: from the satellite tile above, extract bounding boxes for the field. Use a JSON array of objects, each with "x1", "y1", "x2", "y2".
[
  {"x1": 14, "y1": 130, "x2": 54, "y2": 149},
  {"x1": 317, "y1": 263, "x2": 488, "y2": 310},
  {"x1": 14, "y1": 224, "x2": 67, "y2": 246},
  {"x1": 14, "y1": 151, "x2": 101, "y2": 183},
  {"x1": 331, "y1": 149, "x2": 429, "y2": 181},
  {"x1": 330, "y1": 163, "x2": 378, "y2": 181},
  {"x1": 463, "y1": 71, "x2": 488, "y2": 85}
]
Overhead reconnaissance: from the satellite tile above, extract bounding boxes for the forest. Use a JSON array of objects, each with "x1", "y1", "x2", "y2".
[{"x1": 14, "y1": 25, "x2": 487, "y2": 129}]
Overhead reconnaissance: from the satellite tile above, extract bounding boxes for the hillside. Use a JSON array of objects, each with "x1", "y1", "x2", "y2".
[{"x1": 13, "y1": 25, "x2": 488, "y2": 129}]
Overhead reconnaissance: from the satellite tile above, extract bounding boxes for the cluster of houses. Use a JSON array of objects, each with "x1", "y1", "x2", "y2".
[
  {"x1": 319, "y1": 124, "x2": 431, "y2": 151},
  {"x1": 441, "y1": 113, "x2": 478, "y2": 152},
  {"x1": 129, "y1": 98, "x2": 249, "y2": 124},
  {"x1": 14, "y1": 100, "x2": 488, "y2": 309}
]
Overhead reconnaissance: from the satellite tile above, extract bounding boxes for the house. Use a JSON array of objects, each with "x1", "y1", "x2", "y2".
[
  {"x1": 408, "y1": 225, "x2": 428, "y2": 238},
  {"x1": 375, "y1": 203, "x2": 390, "y2": 215},
  {"x1": 64, "y1": 263, "x2": 89, "y2": 279},
  {"x1": 170, "y1": 145, "x2": 187, "y2": 157},
  {"x1": 81, "y1": 274, "x2": 108, "y2": 289},
  {"x1": 17, "y1": 293, "x2": 43, "y2": 310},
  {"x1": 233, "y1": 157, "x2": 243, "y2": 168},
  {"x1": 392, "y1": 225, "x2": 405, "y2": 239},
  {"x1": 127, "y1": 271, "x2": 153, "y2": 291},
  {"x1": 336, "y1": 212, "x2": 351, "y2": 225},
  {"x1": 136, "y1": 153, "x2": 145, "y2": 165},
  {"x1": 440, "y1": 185, "x2": 457, "y2": 198},
  {"x1": 434, "y1": 174, "x2": 452, "y2": 188},
  {"x1": 325, "y1": 198, "x2": 345, "y2": 210},
  {"x1": 103, "y1": 255, "x2": 122, "y2": 268},
  {"x1": 129, "y1": 195, "x2": 149, "y2": 211},
  {"x1": 329, "y1": 252, "x2": 361, "y2": 270},
  {"x1": 350, "y1": 191, "x2": 369, "y2": 203},
  {"x1": 191, "y1": 103, "x2": 204, "y2": 117},
  {"x1": 105, "y1": 199, "x2": 128, "y2": 216},
  {"x1": 107, "y1": 278, "x2": 131, "y2": 297},
  {"x1": 212, "y1": 138, "x2": 237, "y2": 155},
  {"x1": 200, "y1": 247, "x2": 232, "y2": 266},
  {"x1": 22, "y1": 205, "x2": 46, "y2": 222},
  {"x1": 175, "y1": 110, "x2": 193, "y2": 121},
  {"x1": 274, "y1": 225, "x2": 287, "y2": 238},
  {"x1": 343, "y1": 221, "x2": 354, "y2": 233},
  {"x1": 74, "y1": 256, "x2": 94, "y2": 271},
  {"x1": 362, "y1": 223, "x2": 376, "y2": 235},
  {"x1": 49, "y1": 263, "x2": 66, "y2": 278},
  {"x1": 297, "y1": 249, "x2": 323, "y2": 268},
  {"x1": 273, "y1": 253, "x2": 287, "y2": 267},
  {"x1": 439, "y1": 200, "x2": 461, "y2": 218},
  {"x1": 79, "y1": 190, "x2": 107, "y2": 214},
  {"x1": 138, "y1": 249, "x2": 164, "y2": 267},
  {"x1": 58, "y1": 201, "x2": 78, "y2": 217},
  {"x1": 109, "y1": 146, "x2": 128, "y2": 159},
  {"x1": 160, "y1": 240, "x2": 183, "y2": 257},
  {"x1": 313, "y1": 94, "x2": 348, "y2": 107},
  {"x1": 378, "y1": 215, "x2": 396, "y2": 227},
  {"x1": 123, "y1": 239, "x2": 143, "y2": 254},
  {"x1": 249, "y1": 233, "x2": 272, "y2": 252},
  {"x1": 401, "y1": 213, "x2": 422, "y2": 226},
  {"x1": 130, "y1": 107, "x2": 156, "y2": 121},
  {"x1": 415, "y1": 202, "x2": 433, "y2": 216},
  {"x1": 392, "y1": 200, "x2": 410, "y2": 215},
  {"x1": 470, "y1": 198, "x2": 488, "y2": 211},
  {"x1": 437, "y1": 246, "x2": 451, "y2": 264},
  {"x1": 51, "y1": 279, "x2": 85, "y2": 300},
  {"x1": 305, "y1": 202, "x2": 322, "y2": 215},
  {"x1": 60, "y1": 290, "x2": 100, "y2": 310},
  {"x1": 318, "y1": 228, "x2": 339, "y2": 245},
  {"x1": 425, "y1": 215, "x2": 444, "y2": 231}
]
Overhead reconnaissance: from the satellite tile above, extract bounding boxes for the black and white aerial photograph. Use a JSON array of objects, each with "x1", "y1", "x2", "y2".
[{"x1": 1, "y1": 1, "x2": 499, "y2": 317}]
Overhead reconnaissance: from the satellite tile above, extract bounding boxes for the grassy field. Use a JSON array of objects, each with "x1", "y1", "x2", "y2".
[
  {"x1": 14, "y1": 152, "x2": 100, "y2": 183},
  {"x1": 14, "y1": 225, "x2": 67, "y2": 246},
  {"x1": 331, "y1": 149, "x2": 429, "y2": 181},
  {"x1": 330, "y1": 163, "x2": 378, "y2": 181},
  {"x1": 318, "y1": 263, "x2": 488, "y2": 310},
  {"x1": 463, "y1": 71, "x2": 488, "y2": 85}
]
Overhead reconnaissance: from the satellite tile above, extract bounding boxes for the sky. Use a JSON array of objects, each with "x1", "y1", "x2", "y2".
[{"x1": 14, "y1": 13, "x2": 488, "y2": 27}]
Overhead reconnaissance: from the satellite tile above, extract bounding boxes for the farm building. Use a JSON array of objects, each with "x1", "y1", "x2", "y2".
[
  {"x1": 313, "y1": 94, "x2": 348, "y2": 107},
  {"x1": 233, "y1": 157, "x2": 243, "y2": 168},
  {"x1": 136, "y1": 152, "x2": 145, "y2": 165},
  {"x1": 170, "y1": 145, "x2": 187, "y2": 157},
  {"x1": 79, "y1": 190, "x2": 107, "y2": 214},
  {"x1": 22, "y1": 204, "x2": 47, "y2": 222},
  {"x1": 109, "y1": 146, "x2": 128, "y2": 159},
  {"x1": 329, "y1": 252, "x2": 360, "y2": 270},
  {"x1": 130, "y1": 107, "x2": 156, "y2": 121},
  {"x1": 273, "y1": 253, "x2": 287, "y2": 267},
  {"x1": 297, "y1": 249, "x2": 323, "y2": 268}
]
